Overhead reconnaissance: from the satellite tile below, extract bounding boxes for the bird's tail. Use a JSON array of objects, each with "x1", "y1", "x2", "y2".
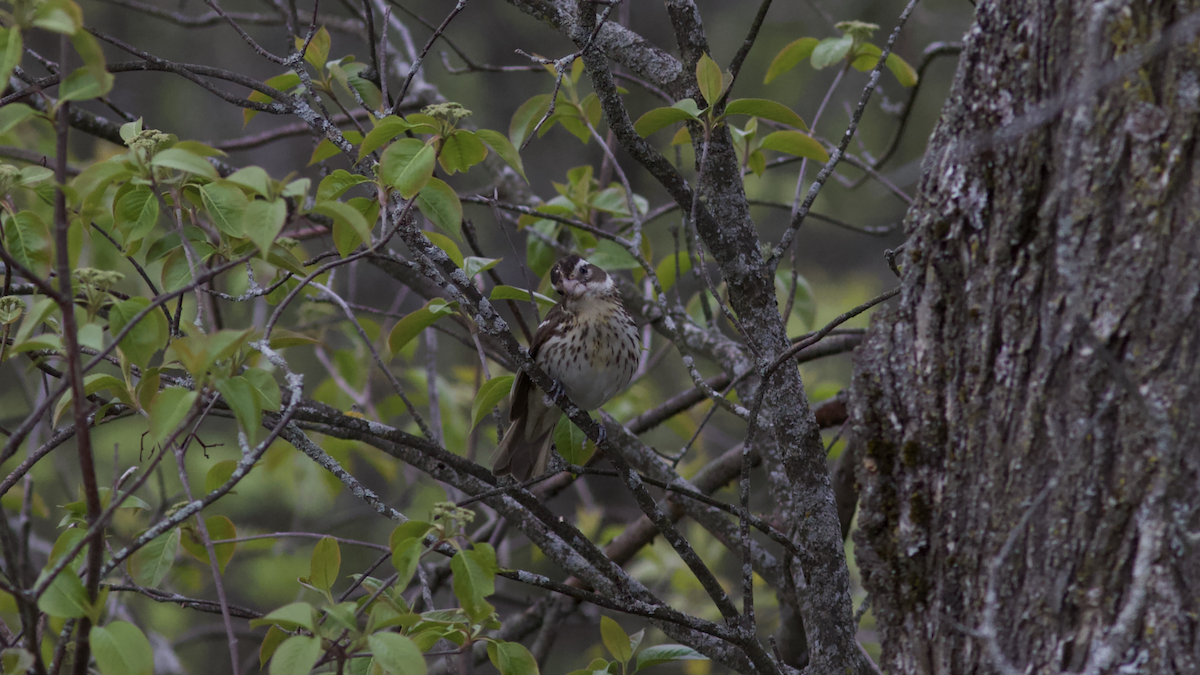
[{"x1": 492, "y1": 404, "x2": 560, "y2": 481}]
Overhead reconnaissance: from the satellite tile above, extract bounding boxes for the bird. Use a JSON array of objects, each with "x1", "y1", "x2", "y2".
[{"x1": 492, "y1": 255, "x2": 640, "y2": 481}]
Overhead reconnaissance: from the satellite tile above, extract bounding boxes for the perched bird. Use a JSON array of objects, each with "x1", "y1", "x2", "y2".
[{"x1": 492, "y1": 255, "x2": 640, "y2": 480}]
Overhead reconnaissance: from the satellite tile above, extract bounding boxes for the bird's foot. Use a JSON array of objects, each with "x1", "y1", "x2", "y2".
[
  {"x1": 595, "y1": 423, "x2": 607, "y2": 445},
  {"x1": 547, "y1": 379, "x2": 566, "y2": 402}
]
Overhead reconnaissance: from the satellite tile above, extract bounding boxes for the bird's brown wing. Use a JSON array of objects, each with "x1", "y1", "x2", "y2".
[{"x1": 509, "y1": 303, "x2": 565, "y2": 423}]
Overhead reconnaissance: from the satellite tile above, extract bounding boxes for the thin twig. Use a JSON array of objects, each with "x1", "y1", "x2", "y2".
[
  {"x1": 770, "y1": 0, "x2": 921, "y2": 264},
  {"x1": 391, "y1": 0, "x2": 468, "y2": 112}
]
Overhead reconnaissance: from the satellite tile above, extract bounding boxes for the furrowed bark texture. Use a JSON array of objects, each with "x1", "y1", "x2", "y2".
[{"x1": 850, "y1": 1, "x2": 1200, "y2": 673}]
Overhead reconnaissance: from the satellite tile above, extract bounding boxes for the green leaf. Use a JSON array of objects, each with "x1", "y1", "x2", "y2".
[
  {"x1": 0, "y1": 29, "x2": 23, "y2": 95},
  {"x1": 200, "y1": 182, "x2": 249, "y2": 237},
  {"x1": 204, "y1": 460, "x2": 239, "y2": 494},
  {"x1": 600, "y1": 616, "x2": 632, "y2": 664},
  {"x1": 159, "y1": 248, "x2": 191, "y2": 292},
  {"x1": 173, "y1": 140, "x2": 226, "y2": 157},
  {"x1": 12, "y1": 296, "x2": 53, "y2": 347},
  {"x1": 695, "y1": 52, "x2": 723, "y2": 105},
  {"x1": 509, "y1": 94, "x2": 551, "y2": 149},
  {"x1": 32, "y1": 0, "x2": 82, "y2": 34},
  {"x1": 810, "y1": 34, "x2": 854, "y2": 69},
  {"x1": 323, "y1": 602, "x2": 359, "y2": 633},
  {"x1": 148, "y1": 387, "x2": 197, "y2": 446},
  {"x1": 3, "y1": 211, "x2": 52, "y2": 277},
  {"x1": 581, "y1": 93, "x2": 602, "y2": 129},
  {"x1": 309, "y1": 537, "x2": 341, "y2": 593},
  {"x1": 0, "y1": 102, "x2": 34, "y2": 138},
  {"x1": 438, "y1": 130, "x2": 488, "y2": 175},
  {"x1": 119, "y1": 118, "x2": 142, "y2": 143},
  {"x1": 462, "y1": 256, "x2": 500, "y2": 279},
  {"x1": 765, "y1": 37, "x2": 819, "y2": 83},
  {"x1": 48, "y1": 529, "x2": 85, "y2": 568},
  {"x1": 424, "y1": 230, "x2": 463, "y2": 267},
  {"x1": 58, "y1": 489, "x2": 149, "y2": 528},
  {"x1": 71, "y1": 30, "x2": 109, "y2": 84},
  {"x1": 634, "y1": 644, "x2": 706, "y2": 671},
  {"x1": 722, "y1": 98, "x2": 808, "y2": 131},
  {"x1": 168, "y1": 330, "x2": 234, "y2": 376},
  {"x1": 332, "y1": 60, "x2": 382, "y2": 111},
  {"x1": 0, "y1": 295, "x2": 24, "y2": 326},
  {"x1": 416, "y1": 177, "x2": 463, "y2": 237},
  {"x1": 283, "y1": 176, "x2": 312, "y2": 196},
  {"x1": 489, "y1": 285, "x2": 555, "y2": 310},
  {"x1": 109, "y1": 297, "x2": 169, "y2": 369},
  {"x1": 471, "y1": 375, "x2": 514, "y2": 428},
  {"x1": 318, "y1": 133, "x2": 363, "y2": 164},
  {"x1": 151, "y1": 147, "x2": 219, "y2": 180},
  {"x1": 245, "y1": 71, "x2": 301, "y2": 125},
  {"x1": 37, "y1": 568, "x2": 90, "y2": 619},
  {"x1": 317, "y1": 169, "x2": 370, "y2": 202},
  {"x1": 655, "y1": 251, "x2": 693, "y2": 293},
  {"x1": 389, "y1": 536, "x2": 424, "y2": 590},
  {"x1": 368, "y1": 633, "x2": 425, "y2": 675},
  {"x1": 374, "y1": 136, "x2": 430, "y2": 187},
  {"x1": 308, "y1": 139, "x2": 338, "y2": 165},
  {"x1": 849, "y1": 42, "x2": 882, "y2": 73},
  {"x1": 225, "y1": 165, "x2": 273, "y2": 197},
  {"x1": 590, "y1": 187, "x2": 630, "y2": 216},
  {"x1": 358, "y1": 115, "x2": 420, "y2": 160},
  {"x1": 450, "y1": 546, "x2": 496, "y2": 623},
  {"x1": 215, "y1": 375, "x2": 261, "y2": 441},
  {"x1": 75, "y1": 369, "x2": 132, "y2": 401},
  {"x1": 57, "y1": 67, "x2": 113, "y2": 105},
  {"x1": 389, "y1": 520, "x2": 433, "y2": 548},
  {"x1": 259, "y1": 626, "x2": 288, "y2": 670},
  {"x1": 265, "y1": 329, "x2": 318, "y2": 349},
  {"x1": 315, "y1": 200, "x2": 373, "y2": 257},
  {"x1": 347, "y1": 194, "x2": 380, "y2": 230},
  {"x1": 525, "y1": 220, "x2": 557, "y2": 278},
  {"x1": 242, "y1": 198, "x2": 288, "y2": 253},
  {"x1": 91, "y1": 621, "x2": 154, "y2": 675},
  {"x1": 180, "y1": 515, "x2": 237, "y2": 574},
  {"x1": 294, "y1": 25, "x2": 330, "y2": 70},
  {"x1": 268, "y1": 636, "x2": 320, "y2": 675},
  {"x1": 251, "y1": 602, "x2": 317, "y2": 631},
  {"x1": 553, "y1": 416, "x2": 591, "y2": 466},
  {"x1": 672, "y1": 98, "x2": 703, "y2": 118},
  {"x1": 72, "y1": 161, "x2": 132, "y2": 214},
  {"x1": 850, "y1": 42, "x2": 918, "y2": 86},
  {"x1": 747, "y1": 148, "x2": 763, "y2": 177},
  {"x1": 587, "y1": 239, "x2": 639, "y2": 271},
  {"x1": 886, "y1": 52, "x2": 918, "y2": 87},
  {"x1": 776, "y1": 268, "x2": 816, "y2": 329},
  {"x1": 0, "y1": 648, "x2": 35, "y2": 675},
  {"x1": 114, "y1": 185, "x2": 160, "y2": 244},
  {"x1": 476, "y1": 129, "x2": 527, "y2": 181},
  {"x1": 633, "y1": 106, "x2": 699, "y2": 138},
  {"x1": 395, "y1": 142, "x2": 436, "y2": 198},
  {"x1": 387, "y1": 299, "x2": 458, "y2": 354},
  {"x1": 487, "y1": 641, "x2": 539, "y2": 675},
  {"x1": 243, "y1": 367, "x2": 282, "y2": 411},
  {"x1": 760, "y1": 130, "x2": 829, "y2": 162},
  {"x1": 628, "y1": 629, "x2": 645, "y2": 655}
]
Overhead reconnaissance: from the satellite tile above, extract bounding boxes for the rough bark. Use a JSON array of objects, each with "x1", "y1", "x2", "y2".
[{"x1": 849, "y1": 1, "x2": 1200, "y2": 673}]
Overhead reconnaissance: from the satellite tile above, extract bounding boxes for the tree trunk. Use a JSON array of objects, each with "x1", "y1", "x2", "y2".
[{"x1": 849, "y1": 1, "x2": 1200, "y2": 673}]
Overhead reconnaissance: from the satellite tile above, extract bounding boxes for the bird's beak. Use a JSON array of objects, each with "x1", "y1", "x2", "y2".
[{"x1": 559, "y1": 279, "x2": 585, "y2": 297}]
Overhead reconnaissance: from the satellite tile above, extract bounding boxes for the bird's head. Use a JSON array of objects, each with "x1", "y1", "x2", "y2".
[{"x1": 550, "y1": 255, "x2": 612, "y2": 299}]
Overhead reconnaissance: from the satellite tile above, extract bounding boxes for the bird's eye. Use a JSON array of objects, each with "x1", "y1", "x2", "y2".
[{"x1": 581, "y1": 265, "x2": 592, "y2": 279}]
